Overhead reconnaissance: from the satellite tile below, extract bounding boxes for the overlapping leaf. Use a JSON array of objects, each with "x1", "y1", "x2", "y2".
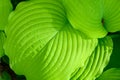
[
  {"x1": 62, "y1": 0, "x2": 120, "y2": 38},
  {"x1": 4, "y1": 1, "x2": 98, "y2": 80},
  {"x1": 103, "y1": 0, "x2": 120, "y2": 32},
  {"x1": 63, "y1": 0, "x2": 108, "y2": 38},
  {"x1": 2, "y1": 0, "x2": 119, "y2": 80},
  {"x1": 70, "y1": 36, "x2": 113, "y2": 80}
]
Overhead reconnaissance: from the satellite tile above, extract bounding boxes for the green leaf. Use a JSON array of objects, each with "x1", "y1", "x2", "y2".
[
  {"x1": 105, "y1": 33, "x2": 120, "y2": 69},
  {"x1": 97, "y1": 68, "x2": 120, "y2": 80},
  {"x1": 0, "y1": 31, "x2": 6, "y2": 57},
  {"x1": 0, "y1": 0, "x2": 13, "y2": 30},
  {"x1": 70, "y1": 36, "x2": 113, "y2": 80},
  {"x1": 0, "y1": 71, "x2": 11, "y2": 80},
  {"x1": 4, "y1": 1, "x2": 98, "y2": 80},
  {"x1": 63, "y1": 0, "x2": 108, "y2": 38},
  {"x1": 103, "y1": 0, "x2": 120, "y2": 32}
]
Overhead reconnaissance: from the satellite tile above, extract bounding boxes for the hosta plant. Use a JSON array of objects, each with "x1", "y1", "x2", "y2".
[{"x1": 0, "y1": 0, "x2": 120, "y2": 80}]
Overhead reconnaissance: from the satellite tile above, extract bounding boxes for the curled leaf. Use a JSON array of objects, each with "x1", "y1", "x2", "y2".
[
  {"x1": 63, "y1": 0, "x2": 108, "y2": 38},
  {"x1": 70, "y1": 36, "x2": 113, "y2": 80},
  {"x1": 4, "y1": 1, "x2": 98, "y2": 80},
  {"x1": 103, "y1": 0, "x2": 120, "y2": 32}
]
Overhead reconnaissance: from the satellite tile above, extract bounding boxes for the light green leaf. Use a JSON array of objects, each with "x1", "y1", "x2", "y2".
[
  {"x1": 70, "y1": 36, "x2": 113, "y2": 80},
  {"x1": 63, "y1": 0, "x2": 108, "y2": 38},
  {"x1": 0, "y1": 0, "x2": 13, "y2": 30},
  {"x1": 103, "y1": 0, "x2": 120, "y2": 32},
  {"x1": 97, "y1": 68, "x2": 120, "y2": 80},
  {"x1": 4, "y1": 1, "x2": 98, "y2": 80}
]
